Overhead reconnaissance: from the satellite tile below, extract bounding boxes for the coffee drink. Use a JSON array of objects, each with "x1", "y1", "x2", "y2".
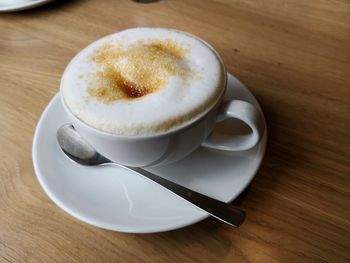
[
  {"x1": 61, "y1": 28, "x2": 226, "y2": 135},
  {"x1": 61, "y1": 28, "x2": 264, "y2": 167}
]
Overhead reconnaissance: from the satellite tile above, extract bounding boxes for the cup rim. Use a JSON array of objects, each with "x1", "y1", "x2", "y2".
[{"x1": 60, "y1": 27, "x2": 227, "y2": 140}]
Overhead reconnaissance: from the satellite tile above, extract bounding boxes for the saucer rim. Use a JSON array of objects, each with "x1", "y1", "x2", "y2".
[{"x1": 0, "y1": 0, "x2": 54, "y2": 12}]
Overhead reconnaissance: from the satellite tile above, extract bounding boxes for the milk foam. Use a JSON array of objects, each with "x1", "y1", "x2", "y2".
[{"x1": 61, "y1": 28, "x2": 225, "y2": 135}]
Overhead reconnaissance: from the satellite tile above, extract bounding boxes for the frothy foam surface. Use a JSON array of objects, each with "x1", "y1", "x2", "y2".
[{"x1": 61, "y1": 28, "x2": 225, "y2": 135}]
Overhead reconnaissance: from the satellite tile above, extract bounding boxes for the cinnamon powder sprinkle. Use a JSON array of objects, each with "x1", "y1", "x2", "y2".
[{"x1": 87, "y1": 39, "x2": 191, "y2": 102}]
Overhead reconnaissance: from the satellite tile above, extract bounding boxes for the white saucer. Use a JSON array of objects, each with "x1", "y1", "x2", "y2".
[
  {"x1": 0, "y1": 0, "x2": 53, "y2": 12},
  {"x1": 32, "y1": 73, "x2": 267, "y2": 233}
]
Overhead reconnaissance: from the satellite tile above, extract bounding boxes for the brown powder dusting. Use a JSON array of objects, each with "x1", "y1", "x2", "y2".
[
  {"x1": 87, "y1": 38, "x2": 191, "y2": 103},
  {"x1": 91, "y1": 42, "x2": 115, "y2": 63},
  {"x1": 148, "y1": 39, "x2": 188, "y2": 60},
  {"x1": 109, "y1": 70, "x2": 151, "y2": 98}
]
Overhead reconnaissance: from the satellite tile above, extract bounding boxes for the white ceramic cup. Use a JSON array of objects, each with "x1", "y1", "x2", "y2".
[{"x1": 61, "y1": 31, "x2": 265, "y2": 167}]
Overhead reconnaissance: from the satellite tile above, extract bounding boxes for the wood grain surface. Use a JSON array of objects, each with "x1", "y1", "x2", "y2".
[{"x1": 1, "y1": 0, "x2": 350, "y2": 262}]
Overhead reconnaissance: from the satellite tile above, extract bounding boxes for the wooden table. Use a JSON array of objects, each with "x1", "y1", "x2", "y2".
[{"x1": 1, "y1": 0, "x2": 349, "y2": 262}]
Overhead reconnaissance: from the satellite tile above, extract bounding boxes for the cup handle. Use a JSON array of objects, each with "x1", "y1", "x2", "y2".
[{"x1": 202, "y1": 100, "x2": 265, "y2": 151}]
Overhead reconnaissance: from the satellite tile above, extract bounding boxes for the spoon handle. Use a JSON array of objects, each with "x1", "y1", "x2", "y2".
[{"x1": 130, "y1": 167, "x2": 245, "y2": 227}]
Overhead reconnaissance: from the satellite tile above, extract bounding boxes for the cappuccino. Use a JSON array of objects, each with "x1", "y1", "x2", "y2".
[{"x1": 61, "y1": 28, "x2": 225, "y2": 135}]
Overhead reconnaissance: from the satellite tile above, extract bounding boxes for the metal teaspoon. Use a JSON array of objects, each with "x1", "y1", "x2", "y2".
[{"x1": 56, "y1": 124, "x2": 246, "y2": 227}]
